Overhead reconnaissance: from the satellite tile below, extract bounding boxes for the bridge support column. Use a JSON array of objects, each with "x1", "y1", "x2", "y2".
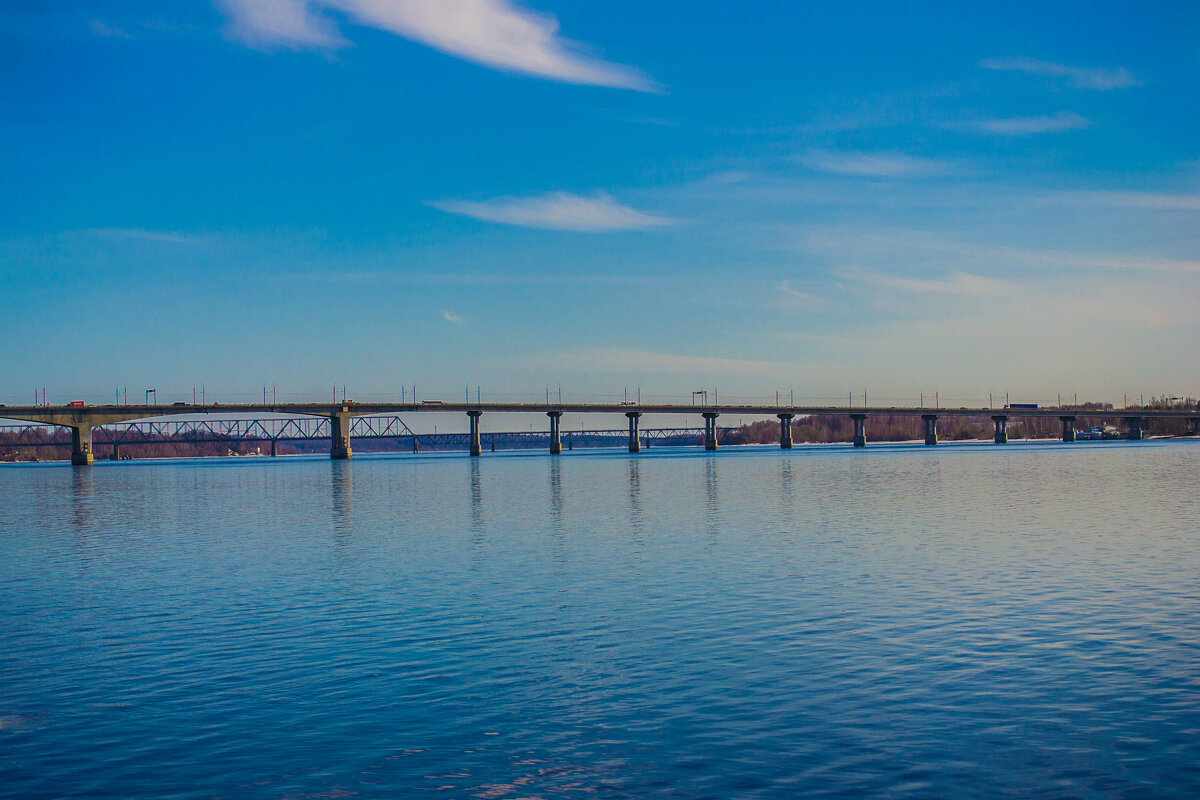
[
  {"x1": 412, "y1": 436, "x2": 419, "y2": 453},
  {"x1": 111, "y1": 442, "x2": 120, "y2": 461},
  {"x1": 548, "y1": 411, "x2": 563, "y2": 455},
  {"x1": 1059, "y1": 416, "x2": 1076, "y2": 443},
  {"x1": 468, "y1": 410, "x2": 482, "y2": 456},
  {"x1": 992, "y1": 415, "x2": 1008, "y2": 444},
  {"x1": 70, "y1": 425, "x2": 94, "y2": 466},
  {"x1": 851, "y1": 414, "x2": 866, "y2": 447},
  {"x1": 1189, "y1": 418, "x2": 1200, "y2": 436},
  {"x1": 270, "y1": 440, "x2": 278, "y2": 457},
  {"x1": 778, "y1": 413, "x2": 794, "y2": 449},
  {"x1": 330, "y1": 412, "x2": 353, "y2": 459},
  {"x1": 1125, "y1": 417, "x2": 1145, "y2": 441},
  {"x1": 626, "y1": 411, "x2": 642, "y2": 452},
  {"x1": 702, "y1": 412, "x2": 720, "y2": 451},
  {"x1": 922, "y1": 414, "x2": 938, "y2": 446}
]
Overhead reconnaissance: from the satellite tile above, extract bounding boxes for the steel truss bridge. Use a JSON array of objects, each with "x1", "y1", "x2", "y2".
[{"x1": 0, "y1": 415, "x2": 730, "y2": 455}]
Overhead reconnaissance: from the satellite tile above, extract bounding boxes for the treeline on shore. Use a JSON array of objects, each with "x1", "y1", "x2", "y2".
[
  {"x1": 0, "y1": 430, "x2": 294, "y2": 462},
  {"x1": 1, "y1": 433, "x2": 431, "y2": 462},
  {"x1": 724, "y1": 397, "x2": 1198, "y2": 445}
]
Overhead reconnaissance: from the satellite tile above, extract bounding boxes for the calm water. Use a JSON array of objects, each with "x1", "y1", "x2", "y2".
[{"x1": 3, "y1": 441, "x2": 1199, "y2": 798}]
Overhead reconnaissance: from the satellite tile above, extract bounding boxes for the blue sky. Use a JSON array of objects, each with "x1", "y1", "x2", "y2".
[{"x1": 2, "y1": 1, "x2": 1198, "y2": 407}]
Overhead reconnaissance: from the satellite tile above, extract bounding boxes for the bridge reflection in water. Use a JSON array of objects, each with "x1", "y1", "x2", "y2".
[{"x1": 2, "y1": 401, "x2": 1197, "y2": 466}]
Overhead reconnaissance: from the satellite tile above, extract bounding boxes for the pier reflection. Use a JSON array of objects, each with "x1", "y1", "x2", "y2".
[
  {"x1": 627, "y1": 458, "x2": 644, "y2": 542},
  {"x1": 469, "y1": 459, "x2": 484, "y2": 537},
  {"x1": 467, "y1": 459, "x2": 486, "y2": 568},
  {"x1": 549, "y1": 457, "x2": 566, "y2": 559},
  {"x1": 330, "y1": 460, "x2": 353, "y2": 538},
  {"x1": 70, "y1": 468, "x2": 94, "y2": 530},
  {"x1": 703, "y1": 457, "x2": 720, "y2": 541}
]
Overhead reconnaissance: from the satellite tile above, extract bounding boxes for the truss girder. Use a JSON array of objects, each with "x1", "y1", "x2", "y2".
[{"x1": 1, "y1": 417, "x2": 726, "y2": 450}]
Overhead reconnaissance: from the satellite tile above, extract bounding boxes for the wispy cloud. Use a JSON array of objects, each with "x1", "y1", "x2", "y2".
[
  {"x1": 215, "y1": 0, "x2": 657, "y2": 91},
  {"x1": 795, "y1": 149, "x2": 954, "y2": 178},
  {"x1": 89, "y1": 19, "x2": 133, "y2": 39},
  {"x1": 777, "y1": 280, "x2": 821, "y2": 307},
  {"x1": 528, "y1": 347, "x2": 787, "y2": 376},
  {"x1": 800, "y1": 227, "x2": 1200, "y2": 276},
  {"x1": 945, "y1": 111, "x2": 1090, "y2": 135},
  {"x1": 69, "y1": 228, "x2": 205, "y2": 245},
  {"x1": 441, "y1": 309, "x2": 465, "y2": 325},
  {"x1": 429, "y1": 192, "x2": 677, "y2": 232},
  {"x1": 1046, "y1": 190, "x2": 1200, "y2": 212},
  {"x1": 980, "y1": 57, "x2": 1137, "y2": 90},
  {"x1": 849, "y1": 268, "x2": 1017, "y2": 297}
]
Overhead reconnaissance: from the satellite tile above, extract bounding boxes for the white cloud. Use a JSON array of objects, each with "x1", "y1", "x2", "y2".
[
  {"x1": 217, "y1": 0, "x2": 345, "y2": 48},
  {"x1": 980, "y1": 57, "x2": 1137, "y2": 90},
  {"x1": 441, "y1": 309, "x2": 465, "y2": 325},
  {"x1": 946, "y1": 111, "x2": 1090, "y2": 135},
  {"x1": 215, "y1": 0, "x2": 656, "y2": 91},
  {"x1": 795, "y1": 150, "x2": 952, "y2": 178},
  {"x1": 430, "y1": 192, "x2": 677, "y2": 232}
]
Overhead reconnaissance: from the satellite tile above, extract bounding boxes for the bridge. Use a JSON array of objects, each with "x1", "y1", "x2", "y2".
[{"x1": 2, "y1": 401, "x2": 1197, "y2": 465}]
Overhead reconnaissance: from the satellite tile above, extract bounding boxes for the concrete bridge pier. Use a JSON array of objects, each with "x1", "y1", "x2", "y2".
[
  {"x1": 70, "y1": 425, "x2": 94, "y2": 466},
  {"x1": 1125, "y1": 417, "x2": 1145, "y2": 441},
  {"x1": 851, "y1": 414, "x2": 867, "y2": 447},
  {"x1": 702, "y1": 412, "x2": 720, "y2": 451},
  {"x1": 547, "y1": 411, "x2": 563, "y2": 455},
  {"x1": 992, "y1": 415, "x2": 1008, "y2": 444},
  {"x1": 468, "y1": 410, "x2": 483, "y2": 457},
  {"x1": 330, "y1": 412, "x2": 353, "y2": 460},
  {"x1": 626, "y1": 411, "x2": 642, "y2": 452},
  {"x1": 1190, "y1": 418, "x2": 1200, "y2": 436},
  {"x1": 778, "y1": 413, "x2": 794, "y2": 449},
  {"x1": 111, "y1": 442, "x2": 121, "y2": 461},
  {"x1": 922, "y1": 414, "x2": 938, "y2": 446},
  {"x1": 270, "y1": 440, "x2": 278, "y2": 457},
  {"x1": 1059, "y1": 416, "x2": 1076, "y2": 443}
]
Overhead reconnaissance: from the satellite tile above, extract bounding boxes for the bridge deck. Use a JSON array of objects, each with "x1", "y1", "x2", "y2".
[{"x1": 3, "y1": 401, "x2": 1197, "y2": 427}]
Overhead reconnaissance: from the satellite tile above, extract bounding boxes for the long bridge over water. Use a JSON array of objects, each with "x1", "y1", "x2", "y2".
[{"x1": 3, "y1": 401, "x2": 1197, "y2": 466}]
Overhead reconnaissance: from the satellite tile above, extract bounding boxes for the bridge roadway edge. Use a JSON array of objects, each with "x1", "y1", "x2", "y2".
[{"x1": 4, "y1": 402, "x2": 1200, "y2": 426}]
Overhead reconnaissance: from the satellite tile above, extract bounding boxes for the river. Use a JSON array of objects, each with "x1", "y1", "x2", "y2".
[{"x1": 2, "y1": 440, "x2": 1198, "y2": 797}]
